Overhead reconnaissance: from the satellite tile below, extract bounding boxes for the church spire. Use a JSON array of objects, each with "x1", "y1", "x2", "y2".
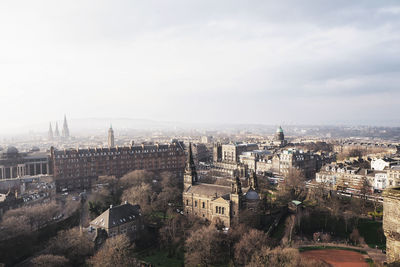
[
  {"x1": 54, "y1": 122, "x2": 60, "y2": 137},
  {"x1": 249, "y1": 172, "x2": 259, "y2": 191},
  {"x1": 184, "y1": 143, "x2": 197, "y2": 190},
  {"x1": 48, "y1": 122, "x2": 53, "y2": 140},
  {"x1": 62, "y1": 115, "x2": 70, "y2": 138},
  {"x1": 231, "y1": 175, "x2": 243, "y2": 195}
]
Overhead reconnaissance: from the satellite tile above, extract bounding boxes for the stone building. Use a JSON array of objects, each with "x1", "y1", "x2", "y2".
[
  {"x1": 315, "y1": 163, "x2": 372, "y2": 192},
  {"x1": 273, "y1": 148, "x2": 317, "y2": 179},
  {"x1": 108, "y1": 125, "x2": 115, "y2": 148},
  {"x1": 211, "y1": 143, "x2": 258, "y2": 178},
  {"x1": 221, "y1": 143, "x2": 258, "y2": 163},
  {"x1": 213, "y1": 143, "x2": 222, "y2": 163},
  {"x1": 383, "y1": 187, "x2": 400, "y2": 263},
  {"x1": 239, "y1": 150, "x2": 273, "y2": 173},
  {"x1": 183, "y1": 144, "x2": 260, "y2": 227},
  {"x1": 371, "y1": 158, "x2": 400, "y2": 171},
  {"x1": 191, "y1": 143, "x2": 211, "y2": 164},
  {"x1": 51, "y1": 140, "x2": 186, "y2": 191},
  {"x1": 268, "y1": 126, "x2": 288, "y2": 147},
  {"x1": 387, "y1": 166, "x2": 400, "y2": 188},
  {"x1": 90, "y1": 202, "x2": 143, "y2": 239},
  {"x1": 0, "y1": 147, "x2": 50, "y2": 179}
]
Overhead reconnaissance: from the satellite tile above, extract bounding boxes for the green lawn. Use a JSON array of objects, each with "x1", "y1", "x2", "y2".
[
  {"x1": 357, "y1": 219, "x2": 386, "y2": 250},
  {"x1": 139, "y1": 250, "x2": 183, "y2": 267}
]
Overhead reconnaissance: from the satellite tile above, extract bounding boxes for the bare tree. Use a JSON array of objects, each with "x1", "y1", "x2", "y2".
[
  {"x1": 119, "y1": 170, "x2": 155, "y2": 189},
  {"x1": 279, "y1": 168, "x2": 307, "y2": 202},
  {"x1": 88, "y1": 234, "x2": 140, "y2": 267},
  {"x1": 1, "y1": 201, "x2": 61, "y2": 235},
  {"x1": 121, "y1": 182, "x2": 156, "y2": 213},
  {"x1": 47, "y1": 227, "x2": 94, "y2": 266},
  {"x1": 0, "y1": 215, "x2": 30, "y2": 240},
  {"x1": 185, "y1": 225, "x2": 229, "y2": 267},
  {"x1": 234, "y1": 229, "x2": 269, "y2": 266}
]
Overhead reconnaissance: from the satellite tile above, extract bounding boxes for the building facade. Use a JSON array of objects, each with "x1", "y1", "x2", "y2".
[
  {"x1": 183, "y1": 144, "x2": 259, "y2": 227},
  {"x1": 51, "y1": 140, "x2": 186, "y2": 191},
  {"x1": 387, "y1": 166, "x2": 400, "y2": 188},
  {"x1": 0, "y1": 147, "x2": 50, "y2": 180},
  {"x1": 221, "y1": 143, "x2": 258, "y2": 163},
  {"x1": 90, "y1": 202, "x2": 143, "y2": 239},
  {"x1": 273, "y1": 148, "x2": 317, "y2": 179}
]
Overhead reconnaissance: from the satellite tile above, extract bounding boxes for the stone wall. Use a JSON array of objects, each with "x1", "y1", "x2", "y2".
[{"x1": 383, "y1": 187, "x2": 400, "y2": 263}]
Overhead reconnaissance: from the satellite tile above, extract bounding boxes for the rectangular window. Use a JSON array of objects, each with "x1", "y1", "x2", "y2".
[
  {"x1": 216, "y1": 206, "x2": 218, "y2": 213},
  {"x1": 202, "y1": 202, "x2": 205, "y2": 208},
  {"x1": 222, "y1": 207, "x2": 224, "y2": 215},
  {"x1": 186, "y1": 199, "x2": 189, "y2": 206},
  {"x1": 195, "y1": 200, "x2": 197, "y2": 207}
]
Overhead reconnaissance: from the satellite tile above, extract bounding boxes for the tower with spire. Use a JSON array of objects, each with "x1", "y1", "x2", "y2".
[
  {"x1": 230, "y1": 175, "x2": 244, "y2": 223},
  {"x1": 54, "y1": 122, "x2": 60, "y2": 138},
  {"x1": 48, "y1": 123, "x2": 54, "y2": 141},
  {"x1": 184, "y1": 143, "x2": 198, "y2": 191},
  {"x1": 108, "y1": 125, "x2": 115, "y2": 148},
  {"x1": 249, "y1": 172, "x2": 259, "y2": 191},
  {"x1": 62, "y1": 115, "x2": 70, "y2": 139}
]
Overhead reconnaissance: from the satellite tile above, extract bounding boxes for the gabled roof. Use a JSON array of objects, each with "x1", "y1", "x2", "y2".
[
  {"x1": 186, "y1": 183, "x2": 231, "y2": 199},
  {"x1": 90, "y1": 203, "x2": 141, "y2": 229}
]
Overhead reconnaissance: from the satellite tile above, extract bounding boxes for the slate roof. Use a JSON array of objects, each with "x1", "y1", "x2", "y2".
[
  {"x1": 186, "y1": 183, "x2": 231, "y2": 199},
  {"x1": 90, "y1": 202, "x2": 141, "y2": 229}
]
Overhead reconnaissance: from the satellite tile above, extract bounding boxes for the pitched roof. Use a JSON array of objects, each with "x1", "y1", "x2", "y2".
[
  {"x1": 90, "y1": 203, "x2": 141, "y2": 229},
  {"x1": 186, "y1": 183, "x2": 231, "y2": 199}
]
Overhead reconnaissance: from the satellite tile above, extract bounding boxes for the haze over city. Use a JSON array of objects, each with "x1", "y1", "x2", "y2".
[
  {"x1": 1, "y1": 0, "x2": 400, "y2": 135},
  {"x1": 2, "y1": 1, "x2": 400, "y2": 267}
]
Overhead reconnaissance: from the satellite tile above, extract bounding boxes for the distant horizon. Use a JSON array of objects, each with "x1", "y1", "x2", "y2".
[
  {"x1": 1, "y1": 1, "x2": 400, "y2": 135},
  {"x1": 1, "y1": 116, "x2": 399, "y2": 137}
]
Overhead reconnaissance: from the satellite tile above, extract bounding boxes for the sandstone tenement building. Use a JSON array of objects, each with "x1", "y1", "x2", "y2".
[{"x1": 51, "y1": 140, "x2": 186, "y2": 191}]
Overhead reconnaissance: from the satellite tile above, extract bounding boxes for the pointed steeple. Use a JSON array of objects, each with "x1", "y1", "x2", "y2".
[
  {"x1": 48, "y1": 123, "x2": 53, "y2": 140},
  {"x1": 231, "y1": 175, "x2": 243, "y2": 195},
  {"x1": 54, "y1": 122, "x2": 60, "y2": 137},
  {"x1": 184, "y1": 143, "x2": 198, "y2": 190},
  {"x1": 249, "y1": 172, "x2": 258, "y2": 191},
  {"x1": 62, "y1": 115, "x2": 70, "y2": 138}
]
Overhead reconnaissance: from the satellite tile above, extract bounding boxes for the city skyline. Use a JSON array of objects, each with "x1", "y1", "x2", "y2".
[{"x1": 1, "y1": 1, "x2": 400, "y2": 133}]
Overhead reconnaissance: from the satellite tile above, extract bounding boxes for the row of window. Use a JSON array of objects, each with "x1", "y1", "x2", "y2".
[
  {"x1": 56, "y1": 148, "x2": 182, "y2": 158},
  {"x1": 215, "y1": 206, "x2": 225, "y2": 215}
]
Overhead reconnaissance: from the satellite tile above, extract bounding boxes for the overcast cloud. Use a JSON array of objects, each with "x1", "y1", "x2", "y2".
[{"x1": 0, "y1": 0, "x2": 399, "y2": 133}]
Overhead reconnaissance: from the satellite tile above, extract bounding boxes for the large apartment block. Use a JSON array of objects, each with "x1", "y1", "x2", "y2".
[{"x1": 51, "y1": 141, "x2": 186, "y2": 191}]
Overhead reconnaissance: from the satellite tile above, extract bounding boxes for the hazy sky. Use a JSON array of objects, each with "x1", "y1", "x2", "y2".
[{"x1": 1, "y1": 0, "x2": 400, "y2": 133}]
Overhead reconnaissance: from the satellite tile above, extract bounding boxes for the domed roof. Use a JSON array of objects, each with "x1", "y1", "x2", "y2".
[
  {"x1": 6, "y1": 146, "x2": 18, "y2": 154},
  {"x1": 245, "y1": 189, "x2": 259, "y2": 200},
  {"x1": 276, "y1": 126, "x2": 284, "y2": 133}
]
